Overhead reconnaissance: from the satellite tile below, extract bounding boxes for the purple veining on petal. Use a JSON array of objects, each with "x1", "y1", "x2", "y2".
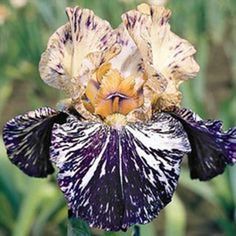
[
  {"x1": 50, "y1": 113, "x2": 190, "y2": 231},
  {"x1": 171, "y1": 108, "x2": 236, "y2": 181},
  {"x1": 2, "y1": 107, "x2": 68, "y2": 178}
]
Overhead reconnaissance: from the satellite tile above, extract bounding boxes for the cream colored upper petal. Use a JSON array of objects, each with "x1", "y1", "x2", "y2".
[
  {"x1": 39, "y1": 6, "x2": 117, "y2": 98},
  {"x1": 66, "y1": 7, "x2": 116, "y2": 80},
  {"x1": 110, "y1": 25, "x2": 146, "y2": 94},
  {"x1": 110, "y1": 25, "x2": 143, "y2": 78},
  {"x1": 122, "y1": 3, "x2": 200, "y2": 94},
  {"x1": 39, "y1": 23, "x2": 73, "y2": 94}
]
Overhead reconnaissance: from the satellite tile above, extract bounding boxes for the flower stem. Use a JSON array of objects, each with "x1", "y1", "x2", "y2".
[{"x1": 132, "y1": 225, "x2": 140, "y2": 236}]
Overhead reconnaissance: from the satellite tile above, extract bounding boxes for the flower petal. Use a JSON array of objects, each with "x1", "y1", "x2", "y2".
[
  {"x1": 2, "y1": 107, "x2": 68, "y2": 177},
  {"x1": 122, "y1": 4, "x2": 199, "y2": 109},
  {"x1": 39, "y1": 6, "x2": 116, "y2": 97},
  {"x1": 50, "y1": 113, "x2": 190, "y2": 231},
  {"x1": 39, "y1": 23, "x2": 74, "y2": 93},
  {"x1": 111, "y1": 25, "x2": 143, "y2": 80},
  {"x1": 171, "y1": 108, "x2": 236, "y2": 181},
  {"x1": 66, "y1": 7, "x2": 116, "y2": 79}
]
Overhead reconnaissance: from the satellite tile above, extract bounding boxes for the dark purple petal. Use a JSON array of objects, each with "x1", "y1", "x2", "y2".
[
  {"x1": 171, "y1": 108, "x2": 236, "y2": 181},
  {"x1": 50, "y1": 113, "x2": 190, "y2": 231},
  {"x1": 2, "y1": 107, "x2": 68, "y2": 178}
]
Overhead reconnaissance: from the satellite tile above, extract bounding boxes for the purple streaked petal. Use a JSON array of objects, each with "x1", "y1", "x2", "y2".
[
  {"x1": 122, "y1": 4, "x2": 199, "y2": 98},
  {"x1": 171, "y1": 108, "x2": 236, "y2": 181},
  {"x1": 2, "y1": 107, "x2": 68, "y2": 178},
  {"x1": 39, "y1": 6, "x2": 117, "y2": 98},
  {"x1": 50, "y1": 113, "x2": 190, "y2": 231}
]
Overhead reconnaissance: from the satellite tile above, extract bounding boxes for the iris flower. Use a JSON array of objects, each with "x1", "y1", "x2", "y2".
[{"x1": 3, "y1": 3, "x2": 236, "y2": 232}]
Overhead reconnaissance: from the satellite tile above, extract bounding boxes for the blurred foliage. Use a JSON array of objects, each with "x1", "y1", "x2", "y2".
[{"x1": 0, "y1": 0, "x2": 236, "y2": 235}]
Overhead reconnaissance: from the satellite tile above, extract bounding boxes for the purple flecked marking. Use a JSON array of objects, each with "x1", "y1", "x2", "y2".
[{"x1": 50, "y1": 113, "x2": 190, "y2": 231}]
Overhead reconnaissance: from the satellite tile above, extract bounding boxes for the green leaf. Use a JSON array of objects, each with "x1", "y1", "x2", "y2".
[
  {"x1": 164, "y1": 195, "x2": 186, "y2": 236},
  {"x1": 0, "y1": 193, "x2": 15, "y2": 230},
  {"x1": 32, "y1": 188, "x2": 63, "y2": 236},
  {"x1": 140, "y1": 223, "x2": 156, "y2": 236},
  {"x1": 0, "y1": 82, "x2": 12, "y2": 116},
  {"x1": 229, "y1": 166, "x2": 236, "y2": 207},
  {"x1": 103, "y1": 228, "x2": 132, "y2": 236},
  {"x1": 217, "y1": 217, "x2": 236, "y2": 236},
  {"x1": 67, "y1": 217, "x2": 91, "y2": 236},
  {"x1": 12, "y1": 181, "x2": 55, "y2": 236},
  {"x1": 179, "y1": 169, "x2": 218, "y2": 206},
  {"x1": 192, "y1": 36, "x2": 208, "y2": 104},
  {"x1": 206, "y1": 0, "x2": 226, "y2": 44}
]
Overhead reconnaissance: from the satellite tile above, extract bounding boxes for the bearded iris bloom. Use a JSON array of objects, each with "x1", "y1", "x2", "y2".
[{"x1": 2, "y1": 3, "x2": 236, "y2": 232}]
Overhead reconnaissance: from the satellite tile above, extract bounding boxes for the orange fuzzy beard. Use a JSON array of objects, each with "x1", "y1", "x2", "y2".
[{"x1": 83, "y1": 64, "x2": 144, "y2": 118}]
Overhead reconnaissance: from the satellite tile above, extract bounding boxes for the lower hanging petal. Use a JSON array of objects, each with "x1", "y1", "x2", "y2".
[
  {"x1": 2, "y1": 107, "x2": 68, "y2": 177},
  {"x1": 171, "y1": 108, "x2": 236, "y2": 181},
  {"x1": 50, "y1": 113, "x2": 190, "y2": 231}
]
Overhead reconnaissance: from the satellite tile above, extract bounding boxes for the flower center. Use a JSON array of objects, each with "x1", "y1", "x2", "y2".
[
  {"x1": 82, "y1": 63, "x2": 144, "y2": 122},
  {"x1": 105, "y1": 113, "x2": 127, "y2": 129}
]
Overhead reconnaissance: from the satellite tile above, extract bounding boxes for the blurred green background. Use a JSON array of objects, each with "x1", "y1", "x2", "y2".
[{"x1": 0, "y1": 0, "x2": 236, "y2": 235}]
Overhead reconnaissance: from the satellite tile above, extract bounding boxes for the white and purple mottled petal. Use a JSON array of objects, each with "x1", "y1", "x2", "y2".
[
  {"x1": 39, "y1": 23, "x2": 74, "y2": 92},
  {"x1": 111, "y1": 25, "x2": 143, "y2": 80},
  {"x1": 122, "y1": 4, "x2": 199, "y2": 83},
  {"x1": 2, "y1": 107, "x2": 68, "y2": 177},
  {"x1": 122, "y1": 4, "x2": 200, "y2": 109},
  {"x1": 50, "y1": 113, "x2": 190, "y2": 231},
  {"x1": 39, "y1": 6, "x2": 117, "y2": 97},
  {"x1": 171, "y1": 108, "x2": 236, "y2": 181}
]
